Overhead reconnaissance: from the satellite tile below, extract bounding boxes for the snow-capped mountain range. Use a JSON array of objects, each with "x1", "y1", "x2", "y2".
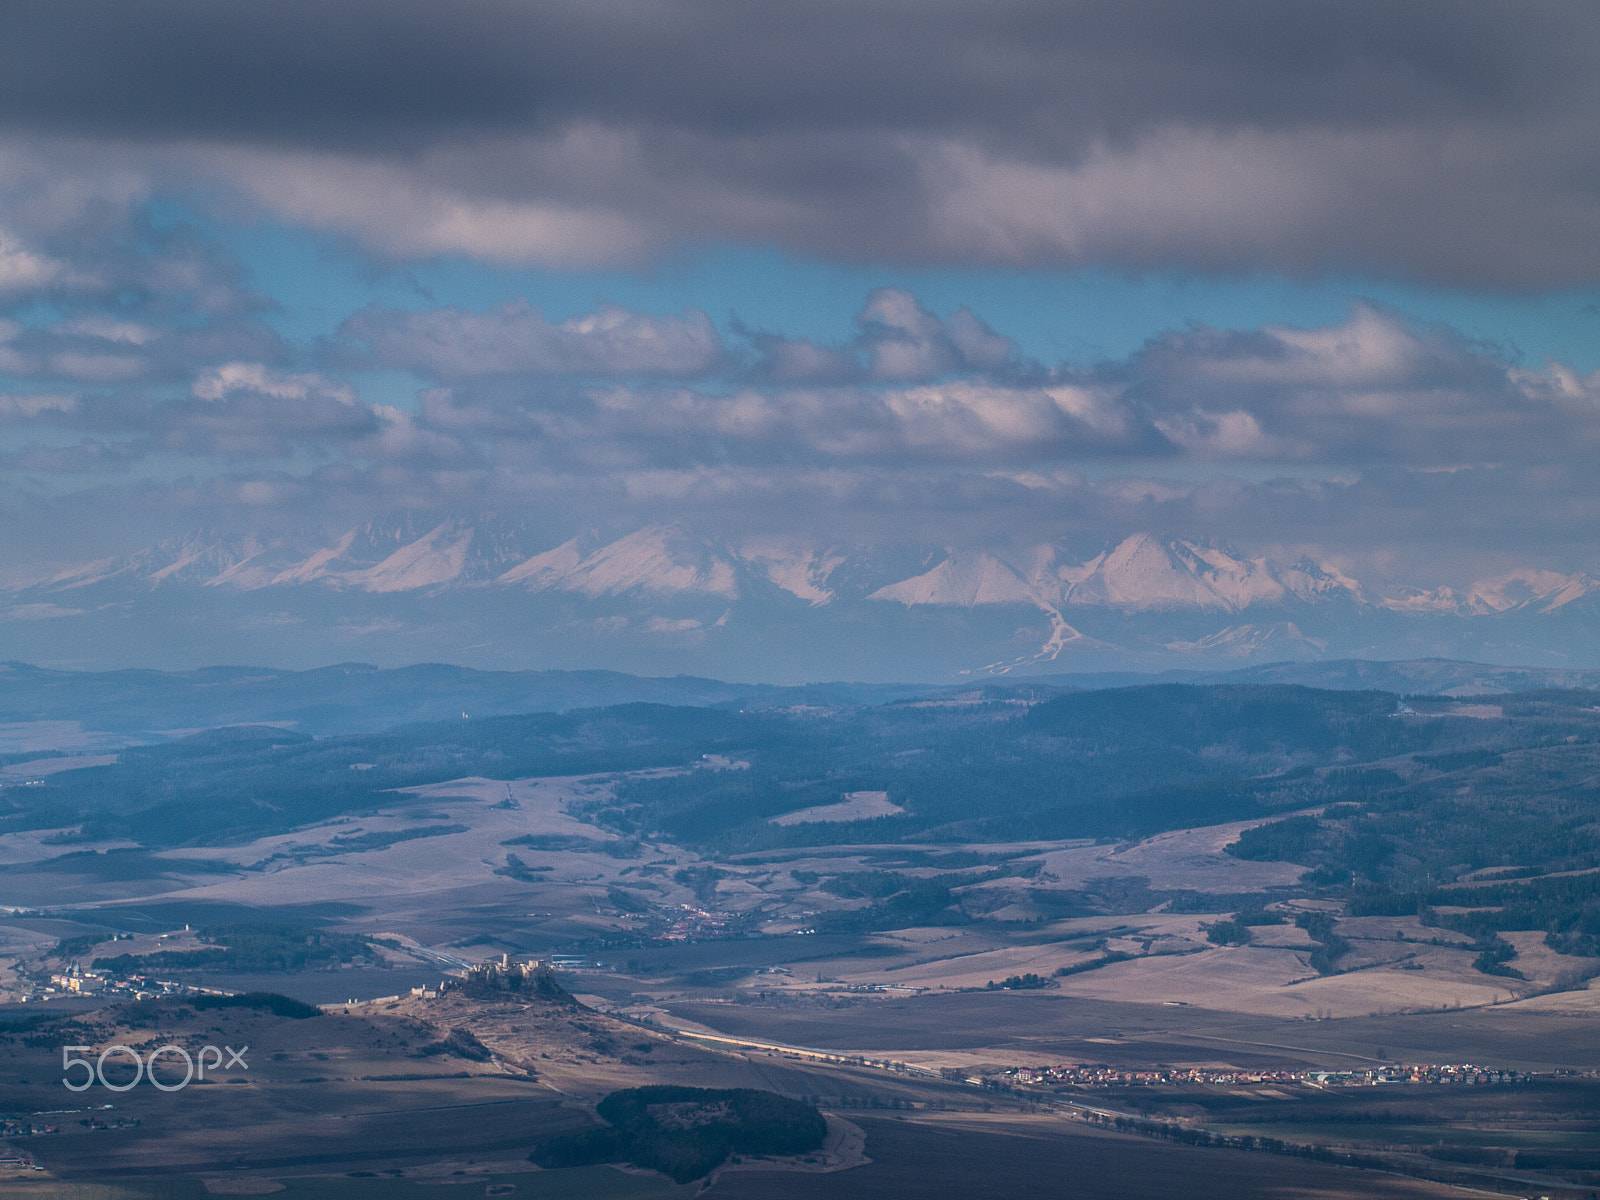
[
  {"x1": 867, "y1": 533, "x2": 1368, "y2": 613},
  {"x1": 9, "y1": 519, "x2": 1600, "y2": 677}
]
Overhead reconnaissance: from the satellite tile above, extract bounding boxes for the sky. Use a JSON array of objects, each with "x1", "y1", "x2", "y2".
[{"x1": 3, "y1": 0, "x2": 1600, "y2": 593}]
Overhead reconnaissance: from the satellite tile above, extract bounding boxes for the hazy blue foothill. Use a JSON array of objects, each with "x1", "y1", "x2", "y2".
[
  {"x1": 0, "y1": 660, "x2": 945, "y2": 743},
  {"x1": 0, "y1": 684, "x2": 1436, "y2": 847},
  {"x1": 7, "y1": 677, "x2": 1600, "y2": 900},
  {"x1": 2, "y1": 656, "x2": 1597, "y2": 755}
]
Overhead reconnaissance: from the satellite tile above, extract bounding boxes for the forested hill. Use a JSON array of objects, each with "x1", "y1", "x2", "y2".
[
  {"x1": 7, "y1": 685, "x2": 1599, "y2": 893},
  {"x1": 0, "y1": 660, "x2": 938, "y2": 741},
  {"x1": 2, "y1": 656, "x2": 1595, "y2": 750}
]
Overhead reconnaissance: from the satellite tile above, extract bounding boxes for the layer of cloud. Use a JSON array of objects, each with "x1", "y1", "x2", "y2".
[
  {"x1": 0, "y1": 2, "x2": 1597, "y2": 283},
  {"x1": 0, "y1": 187, "x2": 1596, "y2": 591},
  {"x1": 9, "y1": 282, "x2": 1600, "y2": 482},
  {"x1": 340, "y1": 301, "x2": 723, "y2": 378},
  {"x1": 343, "y1": 295, "x2": 1600, "y2": 474}
]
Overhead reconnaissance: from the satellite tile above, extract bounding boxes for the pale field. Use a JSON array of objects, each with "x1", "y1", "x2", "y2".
[
  {"x1": 889, "y1": 1046, "x2": 1080, "y2": 1072},
  {"x1": 1335, "y1": 915, "x2": 1473, "y2": 945},
  {"x1": 395, "y1": 774, "x2": 626, "y2": 836},
  {"x1": 1501, "y1": 928, "x2": 1589, "y2": 982},
  {"x1": 1245, "y1": 924, "x2": 1317, "y2": 949},
  {"x1": 0, "y1": 827, "x2": 138, "y2": 866},
  {"x1": 1037, "y1": 816, "x2": 1309, "y2": 892},
  {"x1": 821, "y1": 914, "x2": 1210, "y2": 991},
  {"x1": 763, "y1": 904, "x2": 1541, "y2": 1019},
  {"x1": 52, "y1": 796, "x2": 1312, "y2": 961},
  {"x1": 1446, "y1": 703, "x2": 1503, "y2": 719},
  {"x1": 104, "y1": 773, "x2": 722, "y2": 935},
  {"x1": 1487, "y1": 981, "x2": 1600, "y2": 1014},
  {"x1": 771, "y1": 791, "x2": 904, "y2": 825},
  {"x1": 1038, "y1": 945, "x2": 1519, "y2": 1018},
  {"x1": 0, "y1": 720, "x2": 140, "y2": 755},
  {"x1": 0, "y1": 765, "x2": 1591, "y2": 1042},
  {"x1": 0, "y1": 754, "x2": 119, "y2": 780}
]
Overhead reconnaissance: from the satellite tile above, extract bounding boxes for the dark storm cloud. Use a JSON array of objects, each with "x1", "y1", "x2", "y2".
[
  {"x1": 1, "y1": 1, "x2": 1597, "y2": 283},
  {"x1": 0, "y1": 0, "x2": 1577, "y2": 146}
]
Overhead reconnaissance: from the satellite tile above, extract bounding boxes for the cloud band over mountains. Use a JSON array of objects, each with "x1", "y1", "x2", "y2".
[
  {"x1": 1, "y1": 269, "x2": 1597, "y2": 585},
  {"x1": 1, "y1": 0, "x2": 1599, "y2": 283},
  {"x1": 1, "y1": 1, "x2": 1599, "y2": 608}
]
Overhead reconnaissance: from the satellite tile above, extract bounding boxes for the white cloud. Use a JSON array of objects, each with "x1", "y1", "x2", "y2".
[
  {"x1": 62, "y1": 316, "x2": 158, "y2": 345},
  {"x1": 1153, "y1": 409, "x2": 1308, "y2": 461},
  {"x1": 193, "y1": 362, "x2": 358, "y2": 404},
  {"x1": 343, "y1": 299, "x2": 722, "y2": 379},
  {"x1": 200, "y1": 141, "x2": 656, "y2": 269},
  {"x1": 0, "y1": 232, "x2": 65, "y2": 293},
  {"x1": 45, "y1": 351, "x2": 145, "y2": 382},
  {"x1": 642, "y1": 616, "x2": 703, "y2": 634},
  {"x1": 0, "y1": 392, "x2": 75, "y2": 420},
  {"x1": 2, "y1": 603, "x2": 85, "y2": 620}
]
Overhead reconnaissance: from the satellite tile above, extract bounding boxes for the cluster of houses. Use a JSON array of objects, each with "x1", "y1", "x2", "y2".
[
  {"x1": 45, "y1": 965, "x2": 105, "y2": 994},
  {"x1": 32, "y1": 962, "x2": 213, "y2": 1004},
  {"x1": 0, "y1": 1148, "x2": 41, "y2": 1171},
  {"x1": 656, "y1": 904, "x2": 729, "y2": 941},
  {"x1": 1001, "y1": 1063, "x2": 1533, "y2": 1088}
]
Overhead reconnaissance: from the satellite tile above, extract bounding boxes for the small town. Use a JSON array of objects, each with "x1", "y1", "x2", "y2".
[
  {"x1": 1001, "y1": 1063, "x2": 1539, "y2": 1089},
  {"x1": 30, "y1": 963, "x2": 223, "y2": 1005}
]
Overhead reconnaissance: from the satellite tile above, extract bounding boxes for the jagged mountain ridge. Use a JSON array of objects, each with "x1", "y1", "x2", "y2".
[
  {"x1": 16, "y1": 521, "x2": 1600, "y2": 616},
  {"x1": 868, "y1": 533, "x2": 1369, "y2": 614},
  {"x1": 9, "y1": 520, "x2": 1600, "y2": 676}
]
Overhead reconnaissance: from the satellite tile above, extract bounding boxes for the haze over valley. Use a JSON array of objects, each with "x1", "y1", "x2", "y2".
[
  {"x1": 14, "y1": 520, "x2": 1600, "y2": 678},
  {"x1": 0, "y1": 667, "x2": 1597, "y2": 1195}
]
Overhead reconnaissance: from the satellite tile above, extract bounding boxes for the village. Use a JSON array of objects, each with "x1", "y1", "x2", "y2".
[
  {"x1": 1000, "y1": 1062, "x2": 1538, "y2": 1090},
  {"x1": 32, "y1": 962, "x2": 224, "y2": 1005}
]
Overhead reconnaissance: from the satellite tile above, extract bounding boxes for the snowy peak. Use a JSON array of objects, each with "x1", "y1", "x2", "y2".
[
  {"x1": 868, "y1": 534, "x2": 1364, "y2": 614},
  {"x1": 1057, "y1": 535, "x2": 1362, "y2": 612},
  {"x1": 1058, "y1": 535, "x2": 1242, "y2": 611},
  {"x1": 1278, "y1": 557, "x2": 1367, "y2": 605},
  {"x1": 13, "y1": 518, "x2": 1600, "y2": 664},
  {"x1": 214, "y1": 518, "x2": 504, "y2": 594},
  {"x1": 1466, "y1": 569, "x2": 1599, "y2": 614},
  {"x1": 43, "y1": 533, "x2": 264, "y2": 593},
  {"x1": 33, "y1": 518, "x2": 534, "y2": 597},
  {"x1": 498, "y1": 535, "x2": 593, "y2": 590},
  {"x1": 1383, "y1": 569, "x2": 1600, "y2": 616},
  {"x1": 870, "y1": 551, "x2": 1041, "y2": 608},
  {"x1": 146, "y1": 533, "x2": 266, "y2": 587},
  {"x1": 343, "y1": 523, "x2": 476, "y2": 593},
  {"x1": 502, "y1": 525, "x2": 739, "y2": 600},
  {"x1": 263, "y1": 530, "x2": 361, "y2": 587},
  {"x1": 738, "y1": 540, "x2": 844, "y2": 606}
]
